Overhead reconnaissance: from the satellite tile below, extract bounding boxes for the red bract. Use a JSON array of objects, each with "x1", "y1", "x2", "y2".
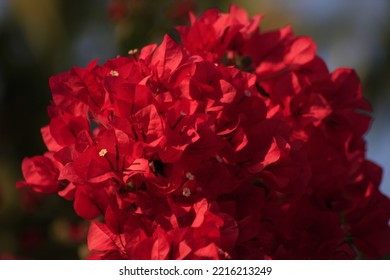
[{"x1": 18, "y1": 5, "x2": 390, "y2": 259}]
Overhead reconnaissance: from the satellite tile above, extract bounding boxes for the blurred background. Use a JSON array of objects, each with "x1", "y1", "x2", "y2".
[{"x1": 0, "y1": 0, "x2": 389, "y2": 259}]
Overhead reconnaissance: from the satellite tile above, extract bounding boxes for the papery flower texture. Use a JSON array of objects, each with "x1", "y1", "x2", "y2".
[{"x1": 17, "y1": 5, "x2": 390, "y2": 259}]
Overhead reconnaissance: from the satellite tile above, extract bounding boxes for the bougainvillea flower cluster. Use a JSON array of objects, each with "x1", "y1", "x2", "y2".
[{"x1": 18, "y1": 5, "x2": 390, "y2": 259}]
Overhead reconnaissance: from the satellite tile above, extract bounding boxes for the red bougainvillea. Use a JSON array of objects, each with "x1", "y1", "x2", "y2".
[{"x1": 18, "y1": 5, "x2": 390, "y2": 259}]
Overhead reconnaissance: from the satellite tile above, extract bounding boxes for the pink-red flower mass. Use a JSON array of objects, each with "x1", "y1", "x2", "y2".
[{"x1": 18, "y1": 5, "x2": 390, "y2": 259}]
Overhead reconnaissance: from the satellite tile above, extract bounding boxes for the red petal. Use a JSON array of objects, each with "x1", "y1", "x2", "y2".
[
  {"x1": 284, "y1": 37, "x2": 316, "y2": 67},
  {"x1": 88, "y1": 222, "x2": 118, "y2": 252}
]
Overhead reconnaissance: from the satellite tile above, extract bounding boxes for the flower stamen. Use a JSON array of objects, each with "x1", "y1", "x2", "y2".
[
  {"x1": 185, "y1": 172, "x2": 195, "y2": 180},
  {"x1": 110, "y1": 70, "x2": 119, "y2": 77},
  {"x1": 99, "y1": 148, "x2": 108, "y2": 157},
  {"x1": 182, "y1": 187, "x2": 191, "y2": 197}
]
